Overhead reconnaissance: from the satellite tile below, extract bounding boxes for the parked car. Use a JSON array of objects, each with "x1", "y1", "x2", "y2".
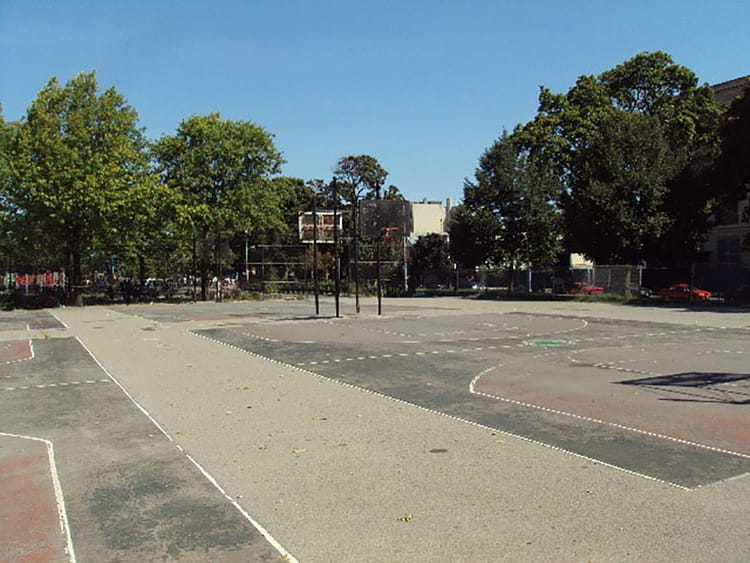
[
  {"x1": 568, "y1": 281, "x2": 604, "y2": 295},
  {"x1": 659, "y1": 283, "x2": 711, "y2": 301}
]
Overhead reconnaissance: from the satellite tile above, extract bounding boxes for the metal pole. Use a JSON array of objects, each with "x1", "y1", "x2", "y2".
[
  {"x1": 403, "y1": 235, "x2": 408, "y2": 292},
  {"x1": 312, "y1": 191, "x2": 319, "y2": 315},
  {"x1": 216, "y1": 235, "x2": 221, "y2": 302},
  {"x1": 377, "y1": 235, "x2": 382, "y2": 315},
  {"x1": 332, "y1": 178, "x2": 340, "y2": 318},
  {"x1": 192, "y1": 232, "x2": 197, "y2": 301},
  {"x1": 353, "y1": 194, "x2": 360, "y2": 314},
  {"x1": 376, "y1": 186, "x2": 382, "y2": 316},
  {"x1": 244, "y1": 233, "x2": 249, "y2": 284}
]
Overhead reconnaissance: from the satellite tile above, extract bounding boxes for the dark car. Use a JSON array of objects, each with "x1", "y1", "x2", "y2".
[{"x1": 659, "y1": 283, "x2": 711, "y2": 301}]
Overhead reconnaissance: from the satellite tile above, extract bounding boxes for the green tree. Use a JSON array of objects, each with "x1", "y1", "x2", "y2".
[
  {"x1": 524, "y1": 51, "x2": 723, "y2": 264},
  {"x1": 409, "y1": 233, "x2": 452, "y2": 290},
  {"x1": 333, "y1": 155, "x2": 388, "y2": 308},
  {"x1": 447, "y1": 204, "x2": 499, "y2": 269},
  {"x1": 363, "y1": 184, "x2": 405, "y2": 201},
  {"x1": 562, "y1": 110, "x2": 676, "y2": 263},
  {"x1": 463, "y1": 131, "x2": 562, "y2": 288},
  {"x1": 152, "y1": 113, "x2": 284, "y2": 299},
  {"x1": 0, "y1": 109, "x2": 16, "y2": 274},
  {"x1": 333, "y1": 155, "x2": 389, "y2": 206},
  {"x1": 3, "y1": 71, "x2": 160, "y2": 287},
  {"x1": 269, "y1": 176, "x2": 313, "y2": 244}
]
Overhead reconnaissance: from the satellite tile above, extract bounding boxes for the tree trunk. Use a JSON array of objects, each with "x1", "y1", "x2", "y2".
[
  {"x1": 199, "y1": 229, "x2": 209, "y2": 301},
  {"x1": 71, "y1": 247, "x2": 83, "y2": 306}
]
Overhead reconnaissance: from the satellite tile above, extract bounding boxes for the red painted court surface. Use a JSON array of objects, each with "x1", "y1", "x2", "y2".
[
  {"x1": 473, "y1": 339, "x2": 750, "y2": 456},
  {"x1": 0, "y1": 435, "x2": 70, "y2": 563},
  {"x1": 0, "y1": 340, "x2": 33, "y2": 364}
]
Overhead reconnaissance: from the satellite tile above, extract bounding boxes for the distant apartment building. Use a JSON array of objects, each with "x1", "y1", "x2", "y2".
[
  {"x1": 408, "y1": 198, "x2": 453, "y2": 243},
  {"x1": 702, "y1": 76, "x2": 750, "y2": 267}
]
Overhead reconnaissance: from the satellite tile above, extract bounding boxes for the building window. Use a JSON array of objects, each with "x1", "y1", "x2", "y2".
[{"x1": 717, "y1": 236, "x2": 741, "y2": 263}]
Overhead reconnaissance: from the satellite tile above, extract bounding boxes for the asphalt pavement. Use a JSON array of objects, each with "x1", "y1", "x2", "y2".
[{"x1": 1, "y1": 296, "x2": 748, "y2": 561}]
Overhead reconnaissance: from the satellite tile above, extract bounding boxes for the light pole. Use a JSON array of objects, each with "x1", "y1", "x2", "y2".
[
  {"x1": 332, "y1": 178, "x2": 340, "y2": 318},
  {"x1": 312, "y1": 189, "x2": 319, "y2": 315},
  {"x1": 244, "y1": 231, "x2": 249, "y2": 285},
  {"x1": 375, "y1": 183, "x2": 382, "y2": 316}
]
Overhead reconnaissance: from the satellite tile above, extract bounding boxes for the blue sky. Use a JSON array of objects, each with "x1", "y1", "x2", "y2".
[{"x1": 1, "y1": 1, "x2": 749, "y2": 204}]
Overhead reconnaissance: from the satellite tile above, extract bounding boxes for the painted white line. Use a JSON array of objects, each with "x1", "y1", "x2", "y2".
[
  {"x1": 470, "y1": 365, "x2": 750, "y2": 461},
  {"x1": 2, "y1": 339, "x2": 35, "y2": 365},
  {"x1": 190, "y1": 329, "x2": 695, "y2": 491},
  {"x1": 72, "y1": 336, "x2": 298, "y2": 563},
  {"x1": 0, "y1": 431, "x2": 77, "y2": 562}
]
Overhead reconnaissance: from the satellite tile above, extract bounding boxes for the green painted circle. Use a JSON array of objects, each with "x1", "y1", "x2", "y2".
[{"x1": 531, "y1": 340, "x2": 567, "y2": 346}]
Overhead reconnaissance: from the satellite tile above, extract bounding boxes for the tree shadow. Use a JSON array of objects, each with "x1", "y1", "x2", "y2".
[{"x1": 617, "y1": 372, "x2": 750, "y2": 405}]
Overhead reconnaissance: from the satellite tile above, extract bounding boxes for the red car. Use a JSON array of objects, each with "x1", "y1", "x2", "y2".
[
  {"x1": 659, "y1": 283, "x2": 711, "y2": 301},
  {"x1": 568, "y1": 281, "x2": 604, "y2": 295}
]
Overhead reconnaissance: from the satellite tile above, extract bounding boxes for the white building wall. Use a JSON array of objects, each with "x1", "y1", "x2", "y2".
[{"x1": 409, "y1": 198, "x2": 452, "y2": 243}]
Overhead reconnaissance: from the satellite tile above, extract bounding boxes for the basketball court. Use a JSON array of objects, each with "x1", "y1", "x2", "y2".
[
  {"x1": 193, "y1": 309, "x2": 750, "y2": 489},
  {"x1": 1, "y1": 299, "x2": 749, "y2": 560}
]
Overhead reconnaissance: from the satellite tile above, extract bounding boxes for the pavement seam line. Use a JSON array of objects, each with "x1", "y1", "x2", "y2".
[{"x1": 70, "y1": 334, "x2": 300, "y2": 563}]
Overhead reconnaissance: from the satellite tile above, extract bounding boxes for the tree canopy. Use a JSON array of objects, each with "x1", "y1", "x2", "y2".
[
  {"x1": 152, "y1": 113, "x2": 284, "y2": 240},
  {"x1": 2, "y1": 71, "x2": 160, "y2": 283},
  {"x1": 521, "y1": 51, "x2": 724, "y2": 265},
  {"x1": 333, "y1": 155, "x2": 389, "y2": 205},
  {"x1": 152, "y1": 113, "x2": 284, "y2": 298},
  {"x1": 456, "y1": 130, "x2": 562, "y2": 278}
]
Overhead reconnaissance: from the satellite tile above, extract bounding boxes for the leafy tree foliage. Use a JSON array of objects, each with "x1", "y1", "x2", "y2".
[
  {"x1": 332, "y1": 155, "x2": 389, "y2": 302},
  {"x1": 333, "y1": 155, "x2": 389, "y2": 207},
  {"x1": 460, "y1": 131, "x2": 562, "y2": 282},
  {"x1": 268, "y1": 176, "x2": 313, "y2": 244},
  {"x1": 153, "y1": 113, "x2": 284, "y2": 239},
  {"x1": 152, "y1": 113, "x2": 284, "y2": 298},
  {"x1": 363, "y1": 184, "x2": 405, "y2": 201},
  {"x1": 561, "y1": 110, "x2": 676, "y2": 263},
  {"x1": 409, "y1": 233, "x2": 452, "y2": 290},
  {"x1": 2, "y1": 72, "x2": 160, "y2": 284},
  {"x1": 447, "y1": 204, "x2": 498, "y2": 268},
  {"x1": 523, "y1": 51, "x2": 724, "y2": 264}
]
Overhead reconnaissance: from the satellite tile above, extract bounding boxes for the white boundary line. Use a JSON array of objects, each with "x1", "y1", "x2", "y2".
[
  {"x1": 468, "y1": 338, "x2": 750, "y2": 461},
  {"x1": 0, "y1": 431, "x2": 77, "y2": 563},
  {"x1": 72, "y1": 335, "x2": 299, "y2": 563},
  {"x1": 2, "y1": 339, "x2": 35, "y2": 365},
  {"x1": 469, "y1": 369, "x2": 750, "y2": 461},
  {"x1": 189, "y1": 328, "x2": 698, "y2": 491}
]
